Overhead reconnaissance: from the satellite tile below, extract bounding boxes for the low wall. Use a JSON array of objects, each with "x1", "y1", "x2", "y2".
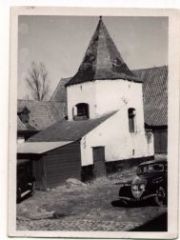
[
  {"x1": 81, "y1": 156, "x2": 154, "y2": 181},
  {"x1": 106, "y1": 156, "x2": 154, "y2": 174}
]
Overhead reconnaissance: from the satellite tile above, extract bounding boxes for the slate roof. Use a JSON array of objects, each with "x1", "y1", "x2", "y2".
[
  {"x1": 18, "y1": 100, "x2": 66, "y2": 130},
  {"x1": 28, "y1": 111, "x2": 116, "y2": 142},
  {"x1": 133, "y1": 66, "x2": 168, "y2": 127},
  {"x1": 66, "y1": 17, "x2": 139, "y2": 87}
]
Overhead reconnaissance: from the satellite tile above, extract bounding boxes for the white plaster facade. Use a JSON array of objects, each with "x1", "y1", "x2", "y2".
[
  {"x1": 67, "y1": 79, "x2": 144, "y2": 130},
  {"x1": 67, "y1": 81, "x2": 97, "y2": 120},
  {"x1": 66, "y1": 79, "x2": 154, "y2": 166},
  {"x1": 80, "y1": 110, "x2": 154, "y2": 166}
]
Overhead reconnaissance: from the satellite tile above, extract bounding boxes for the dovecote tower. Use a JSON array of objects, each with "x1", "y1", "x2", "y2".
[{"x1": 66, "y1": 17, "x2": 145, "y2": 133}]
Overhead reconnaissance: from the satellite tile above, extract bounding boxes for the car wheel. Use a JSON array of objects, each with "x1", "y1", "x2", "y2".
[{"x1": 154, "y1": 186, "x2": 166, "y2": 206}]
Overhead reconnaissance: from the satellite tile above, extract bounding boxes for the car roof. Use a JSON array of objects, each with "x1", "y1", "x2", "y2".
[{"x1": 139, "y1": 159, "x2": 167, "y2": 167}]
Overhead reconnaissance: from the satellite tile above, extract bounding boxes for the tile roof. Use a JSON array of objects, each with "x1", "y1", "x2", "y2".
[
  {"x1": 51, "y1": 77, "x2": 70, "y2": 102},
  {"x1": 17, "y1": 116, "x2": 28, "y2": 131},
  {"x1": 28, "y1": 111, "x2": 116, "y2": 142},
  {"x1": 133, "y1": 66, "x2": 168, "y2": 127},
  {"x1": 17, "y1": 116, "x2": 36, "y2": 132},
  {"x1": 66, "y1": 17, "x2": 139, "y2": 87},
  {"x1": 18, "y1": 100, "x2": 66, "y2": 130}
]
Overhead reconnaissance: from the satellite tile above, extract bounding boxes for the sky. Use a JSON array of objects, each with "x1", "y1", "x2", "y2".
[{"x1": 18, "y1": 16, "x2": 168, "y2": 99}]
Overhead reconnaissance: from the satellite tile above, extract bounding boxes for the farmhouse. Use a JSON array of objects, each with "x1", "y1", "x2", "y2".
[
  {"x1": 134, "y1": 66, "x2": 167, "y2": 154},
  {"x1": 17, "y1": 17, "x2": 157, "y2": 189},
  {"x1": 51, "y1": 66, "x2": 168, "y2": 155}
]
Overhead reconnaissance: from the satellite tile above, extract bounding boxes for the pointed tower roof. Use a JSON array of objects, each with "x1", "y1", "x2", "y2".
[{"x1": 66, "y1": 17, "x2": 139, "y2": 86}]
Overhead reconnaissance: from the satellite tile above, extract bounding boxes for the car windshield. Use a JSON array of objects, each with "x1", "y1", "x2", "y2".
[{"x1": 137, "y1": 163, "x2": 165, "y2": 175}]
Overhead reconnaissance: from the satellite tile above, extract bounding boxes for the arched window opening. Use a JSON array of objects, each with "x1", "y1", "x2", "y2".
[
  {"x1": 128, "y1": 108, "x2": 136, "y2": 133},
  {"x1": 73, "y1": 103, "x2": 89, "y2": 120}
]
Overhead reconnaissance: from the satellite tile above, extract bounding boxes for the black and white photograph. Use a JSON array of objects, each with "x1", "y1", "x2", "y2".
[{"x1": 8, "y1": 7, "x2": 179, "y2": 238}]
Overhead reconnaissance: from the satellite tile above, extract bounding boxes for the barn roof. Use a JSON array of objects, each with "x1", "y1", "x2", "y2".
[
  {"x1": 17, "y1": 116, "x2": 28, "y2": 131},
  {"x1": 51, "y1": 77, "x2": 70, "y2": 101},
  {"x1": 134, "y1": 65, "x2": 168, "y2": 127},
  {"x1": 28, "y1": 111, "x2": 116, "y2": 142},
  {"x1": 18, "y1": 100, "x2": 66, "y2": 130},
  {"x1": 66, "y1": 17, "x2": 139, "y2": 87}
]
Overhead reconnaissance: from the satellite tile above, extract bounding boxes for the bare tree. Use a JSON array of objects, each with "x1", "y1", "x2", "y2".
[{"x1": 25, "y1": 61, "x2": 49, "y2": 101}]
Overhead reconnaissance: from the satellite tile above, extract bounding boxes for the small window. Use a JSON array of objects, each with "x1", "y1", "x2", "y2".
[
  {"x1": 17, "y1": 107, "x2": 30, "y2": 124},
  {"x1": 128, "y1": 108, "x2": 136, "y2": 133},
  {"x1": 73, "y1": 103, "x2": 89, "y2": 120}
]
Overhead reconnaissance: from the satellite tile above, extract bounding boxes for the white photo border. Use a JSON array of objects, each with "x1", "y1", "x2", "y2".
[{"x1": 8, "y1": 7, "x2": 180, "y2": 238}]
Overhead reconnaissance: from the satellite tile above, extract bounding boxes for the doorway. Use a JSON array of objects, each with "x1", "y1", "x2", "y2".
[{"x1": 92, "y1": 146, "x2": 106, "y2": 178}]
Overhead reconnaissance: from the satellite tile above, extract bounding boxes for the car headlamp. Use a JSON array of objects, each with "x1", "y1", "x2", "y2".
[
  {"x1": 132, "y1": 184, "x2": 138, "y2": 191},
  {"x1": 139, "y1": 183, "x2": 146, "y2": 191},
  {"x1": 131, "y1": 181, "x2": 146, "y2": 199}
]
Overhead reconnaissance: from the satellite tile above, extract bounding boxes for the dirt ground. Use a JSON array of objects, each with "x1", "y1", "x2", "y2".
[{"x1": 17, "y1": 168, "x2": 167, "y2": 231}]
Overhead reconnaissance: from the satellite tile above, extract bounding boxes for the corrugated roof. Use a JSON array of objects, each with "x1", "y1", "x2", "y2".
[
  {"x1": 133, "y1": 66, "x2": 168, "y2": 126},
  {"x1": 18, "y1": 100, "x2": 66, "y2": 130},
  {"x1": 17, "y1": 141, "x2": 72, "y2": 154},
  {"x1": 28, "y1": 111, "x2": 116, "y2": 142},
  {"x1": 66, "y1": 17, "x2": 139, "y2": 87}
]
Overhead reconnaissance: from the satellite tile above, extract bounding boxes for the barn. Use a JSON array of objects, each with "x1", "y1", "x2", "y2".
[
  {"x1": 17, "y1": 99, "x2": 66, "y2": 130},
  {"x1": 18, "y1": 109, "x2": 154, "y2": 189},
  {"x1": 134, "y1": 66, "x2": 168, "y2": 154},
  {"x1": 18, "y1": 141, "x2": 81, "y2": 189},
  {"x1": 17, "y1": 112, "x2": 127, "y2": 189}
]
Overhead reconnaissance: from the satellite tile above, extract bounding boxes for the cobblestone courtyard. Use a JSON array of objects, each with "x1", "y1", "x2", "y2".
[{"x1": 17, "y1": 170, "x2": 167, "y2": 231}]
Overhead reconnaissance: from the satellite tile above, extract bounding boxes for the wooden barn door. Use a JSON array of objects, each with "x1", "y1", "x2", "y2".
[
  {"x1": 93, "y1": 147, "x2": 106, "y2": 178},
  {"x1": 33, "y1": 158, "x2": 46, "y2": 190},
  {"x1": 154, "y1": 129, "x2": 167, "y2": 154}
]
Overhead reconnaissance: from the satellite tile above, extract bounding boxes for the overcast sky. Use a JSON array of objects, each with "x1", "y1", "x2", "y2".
[{"x1": 18, "y1": 16, "x2": 168, "y2": 99}]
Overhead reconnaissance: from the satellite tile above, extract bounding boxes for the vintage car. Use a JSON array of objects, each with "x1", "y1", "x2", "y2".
[
  {"x1": 118, "y1": 159, "x2": 167, "y2": 206},
  {"x1": 17, "y1": 159, "x2": 35, "y2": 203}
]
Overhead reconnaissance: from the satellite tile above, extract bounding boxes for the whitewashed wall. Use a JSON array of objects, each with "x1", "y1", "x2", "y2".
[
  {"x1": 95, "y1": 80, "x2": 144, "y2": 131},
  {"x1": 80, "y1": 111, "x2": 154, "y2": 166},
  {"x1": 67, "y1": 82, "x2": 97, "y2": 120},
  {"x1": 67, "y1": 79, "x2": 154, "y2": 166},
  {"x1": 67, "y1": 80, "x2": 144, "y2": 130}
]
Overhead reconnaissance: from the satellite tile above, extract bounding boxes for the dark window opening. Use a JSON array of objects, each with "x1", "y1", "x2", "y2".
[
  {"x1": 128, "y1": 108, "x2": 136, "y2": 133},
  {"x1": 73, "y1": 103, "x2": 89, "y2": 120},
  {"x1": 17, "y1": 107, "x2": 30, "y2": 124}
]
